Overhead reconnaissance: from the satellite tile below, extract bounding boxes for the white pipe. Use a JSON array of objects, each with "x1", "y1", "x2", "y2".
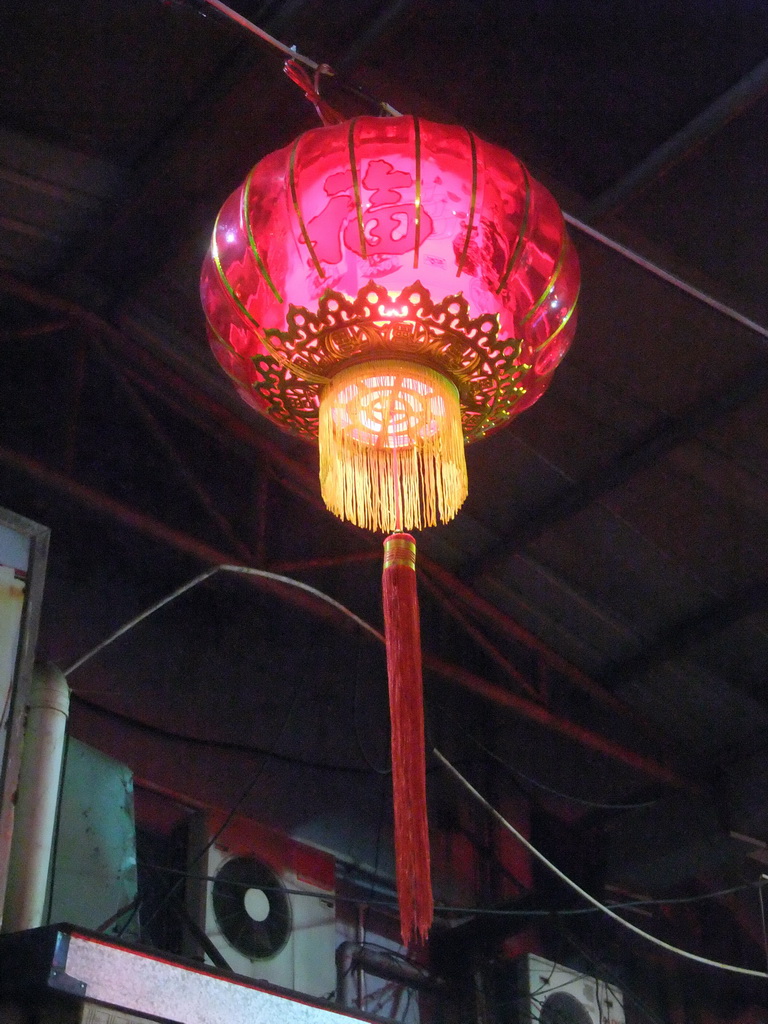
[{"x1": 2, "y1": 662, "x2": 70, "y2": 932}]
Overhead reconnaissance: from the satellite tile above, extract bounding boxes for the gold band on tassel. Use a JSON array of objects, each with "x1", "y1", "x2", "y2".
[
  {"x1": 383, "y1": 534, "x2": 417, "y2": 571},
  {"x1": 318, "y1": 360, "x2": 468, "y2": 533}
]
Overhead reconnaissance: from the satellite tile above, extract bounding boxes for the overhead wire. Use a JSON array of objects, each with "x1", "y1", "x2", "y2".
[
  {"x1": 140, "y1": 860, "x2": 763, "y2": 920},
  {"x1": 359, "y1": 775, "x2": 392, "y2": 1002},
  {"x1": 64, "y1": 567, "x2": 219, "y2": 677},
  {"x1": 71, "y1": 691, "x2": 381, "y2": 774},
  {"x1": 353, "y1": 629, "x2": 391, "y2": 775},
  {"x1": 63, "y1": 563, "x2": 384, "y2": 681},
  {"x1": 129, "y1": 633, "x2": 314, "y2": 941},
  {"x1": 758, "y1": 875, "x2": 768, "y2": 977},
  {"x1": 435, "y1": 748, "x2": 768, "y2": 979},
  {"x1": 463, "y1": 725, "x2": 661, "y2": 811},
  {"x1": 182, "y1": 0, "x2": 401, "y2": 115},
  {"x1": 562, "y1": 214, "x2": 768, "y2": 345},
  {"x1": 608, "y1": 883, "x2": 762, "y2": 909},
  {"x1": 200, "y1": 0, "x2": 319, "y2": 66}
]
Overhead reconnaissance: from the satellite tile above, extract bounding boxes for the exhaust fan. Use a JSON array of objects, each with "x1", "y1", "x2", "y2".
[
  {"x1": 211, "y1": 854, "x2": 292, "y2": 961},
  {"x1": 186, "y1": 813, "x2": 336, "y2": 998},
  {"x1": 519, "y1": 954, "x2": 624, "y2": 1024}
]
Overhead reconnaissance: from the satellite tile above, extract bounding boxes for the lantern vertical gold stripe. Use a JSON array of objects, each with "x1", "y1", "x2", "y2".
[
  {"x1": 348, "y1": 118, "x2": 368, "y2": 260},
  {"x1": 289, "y1": 136, "x2": 325, "y2": 279},
  {"x1": 456, "y1": 129, "x2": 478, "y2": 277},
  {"x1": 534, "y1": 280, "x2": 581, "y2": 351},
  {"x1": 204, "y1": 316, "x2": 243, "y2": 359},
  {"x1": 413, "y1": 116, "x2": 422, "y2": 270},
  {"x1": 210, "y1": 222, "x2": 264, "y2": 331},
  {"x1": 243, "y1": 166, "x2": 283, "y2": 303},
  {"x1": 497, "y1": 164, "x2": 532, "y2": 294},
  {"x1": 522, "y1": 215, "x2": 568, "y2": 325}
]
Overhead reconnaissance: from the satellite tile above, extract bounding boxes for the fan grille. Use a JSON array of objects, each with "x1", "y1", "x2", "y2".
[
  {"x1": 539, "y1": 992, "x2": 595, "y2": 1024},
  {"x1": 211, "y1": 855, "x2": 292, "y2": 960}
]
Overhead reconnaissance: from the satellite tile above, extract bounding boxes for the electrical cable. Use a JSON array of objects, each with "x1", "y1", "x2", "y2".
[
  {"x1": 120, "y1": 635, "x2": 314, "y2": 939},
  {"x1": 400, "y1": 984, "x2": 414, "y2": 1024},
  {"x1": 70, "y1": 690, "x2": 381, "y2": 775},
  {"x1": 368, "y1": 981, "x2": 395, "y2": 1019},
  {"x1": 64, "y1": 563, "x2": 384, "y2": 680},
  {"x1": 355, "y1": 939, "x2": 427, "y2": 970},
  {"x1": 466, "y1": 728, "x2": 661, "y2": 811},
  {"x1": 758, "y1": 876, "x2": 768, "y2": 977},
  {"x1": 139, "y1": 860, "x2": 762, "y2": 919},
  {"x1": 563, "y1": 214, "x2": 768, "y2": 344},
  {"x1": 528, "y1": 956, "x2": 558, "y2": 1003},
  {"x1": 200, "y1": 0, "x2": 324, "y2": 68},
  {"x1": 494, "y1": 968, "x2": 615, "y2": 1024},
  {"x1": 188, "y1": 0, "x2": 401, "y2": 115},
  {"x1": 96, "y1": 897, "x2": 141, "y2": 935},
  {"x1": 66, "y1": 568, "x2": 761, "y2": 923},
  {"x1": 43, "y1": 731, "x2": 70, "y2": 928},
  {"x1": 39, "y1": 0, "x2": 767, "y2": 976},
  {"x1": 61, "y1": 572, "x2": 763, "y2": 943},
  {"x1": 435, "y1": 747, "x2": 768, "y2": 979},
  {"x1": 64, "y1": 567, "x2": 219, "y2": 677},
  {"x1": 362, "y1": 776, "x2": 390, "y2": 979},
  {"x1": 609, "y1": 883, "x2": 760, "y2": 909}
]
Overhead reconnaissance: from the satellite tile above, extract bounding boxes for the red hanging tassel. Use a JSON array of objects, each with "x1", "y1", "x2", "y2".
[{"x1": 382, "y1": 532, "x2": 433, "y2": 947}]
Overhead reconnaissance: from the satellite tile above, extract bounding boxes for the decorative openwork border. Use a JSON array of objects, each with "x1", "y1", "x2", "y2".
[{"x1": 254, "y1": 281, "x2": 532, "y2": 442}]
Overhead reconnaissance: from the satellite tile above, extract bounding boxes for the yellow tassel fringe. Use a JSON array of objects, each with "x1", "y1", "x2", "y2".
[{"x1": 319, "y1": 360, "x2": 467, "y2": 532}]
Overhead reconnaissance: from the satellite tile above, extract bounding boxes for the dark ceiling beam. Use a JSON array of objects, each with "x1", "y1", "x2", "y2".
[
  {"x1": 417, "y1": 570, "x2": 540, "y2": 701},
  {"x1": 76, "y1": 54, "x2": 307, "y2": 304},
  {"x1": 0, "y1": 271, "x2": 127, "y2": 346},
  {"x1": 0, "y1": 443, "x2": 700, "y2": 795},
  {"x1": 243, "y1": 437, "x2": 679, "y2": 744},
  {"x1": 581, "y1": 55, "x2": 768, "y2": 222},
  {"x1": 75, "y1": 0, "x2": 417, "y2": 307},
  {"x1": 92, "y1": 340, "x2": 255, "y2": 563},
  {"x1": 462, "y1": 350, "x2": 768, "y2": 584},
  {"x1": 422, "y1": 655, "x2": 702, "y2": 796},
  {"x1": 0, "y1": 270, "x2": 319, "y2": 494},
  {"x1": 419, "y1": 555, "x2": 675, "y2": 748},
  {"x1": 566, "y1": 215, "x2": 768, "y2": 342},
  {"x1": 0, "y1": 319, "x2": 69, "y2": 340},
  {"x1": 117, "y1": 346, "x2": 318, "y2": 492},
  {"x1": 0, "y1": 443, "x2": 344, "y2": 635},
  {"x1": 245, "y1": 435, "x2": 687, "y2": 746},
  {"x1": 0, "y1": 445, "x2": 244, "y2": 568},
  {"x1": 253, "y1": 470, "x2": 270, "y2": 568},
  {"x1": 64, "y1": 337, "x2": 88, "y2": 476},
  {"x1": 601, "y1": 578, "x2": 768, "y2": 694},
  {"x1": 334, "y1": 0, "x2": 415, "y2": 72}
]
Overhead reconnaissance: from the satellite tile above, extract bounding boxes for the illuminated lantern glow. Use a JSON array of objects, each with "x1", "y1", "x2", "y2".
[
  {"x1": 201, "y1": 114, "x2": 580, "y2": 946},
  {"x1": 201, "y1": 115, "x2": 580, "y2": 532},
  {"x1": 319, "y1": 360, "x2": 465, "y2": 532}
]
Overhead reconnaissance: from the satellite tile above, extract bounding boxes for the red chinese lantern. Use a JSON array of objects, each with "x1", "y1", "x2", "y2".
[{"x1": 201, "y1": 114, "x2": 579, "y2": 945}]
